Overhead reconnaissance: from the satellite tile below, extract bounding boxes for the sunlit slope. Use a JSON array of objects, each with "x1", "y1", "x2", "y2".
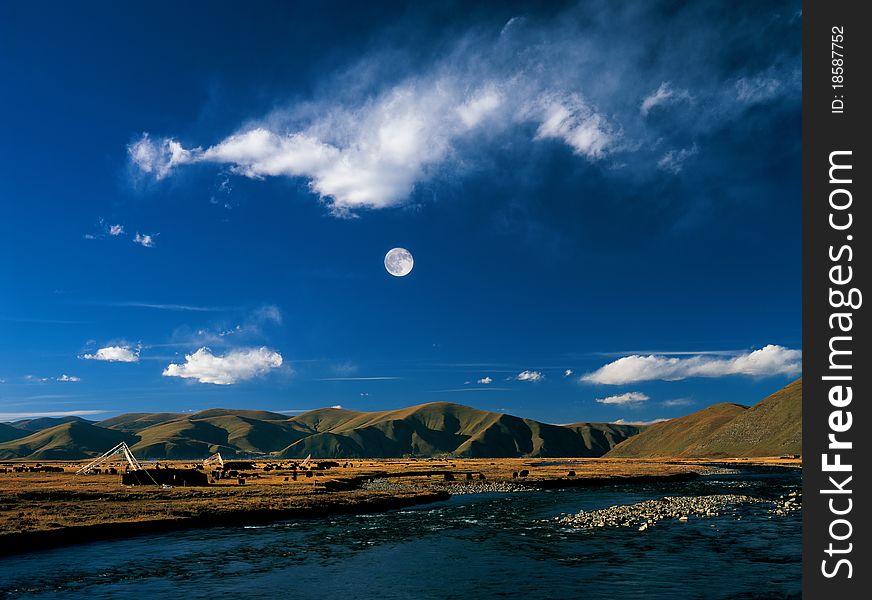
[
  {"x1": 692, "y1": 379, "x2": 802, "y2": 457},
  {"x1": 0, "y1": 402, "x2": 643, "y2": 459},
  {"x1": 0, "y1": 421, "x2": 135, "y2": 460},
  {"x1": 606, "y1": 379, "x2": 802, "y2": 458},
  {"x1": 278, "y1": 402, "x2": 642, "y2": 458},
  {"x1": 129, "y1": 415, "x2": 311, "y2": 458},
  {"x1": 97, "y1": 413, "x2": 186, "y2": 432},
  {"x1": 11, "y1": 416, "x2": 91, "y2": 433}
]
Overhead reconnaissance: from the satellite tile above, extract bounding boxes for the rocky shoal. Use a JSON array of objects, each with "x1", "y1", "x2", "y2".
[{"x1": 558, "y1": 491, "x2": 801, "y2": 531}]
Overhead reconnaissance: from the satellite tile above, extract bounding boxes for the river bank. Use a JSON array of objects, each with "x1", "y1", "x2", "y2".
[
  {"x1": 0, "y1": 467, "x2": 802, "y2": 599},
  {"x1": 0, "y1": 457, "x2": 795, "y2": 556}
]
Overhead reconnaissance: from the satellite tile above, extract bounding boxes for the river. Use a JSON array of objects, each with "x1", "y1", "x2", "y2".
[{"x1": 0, "y1": 467, "x2": 801, "y2": 599}]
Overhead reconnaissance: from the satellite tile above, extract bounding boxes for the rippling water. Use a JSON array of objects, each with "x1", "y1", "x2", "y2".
[{"x1": 0, "y1": 468, "x2": 800, "y2": 600}]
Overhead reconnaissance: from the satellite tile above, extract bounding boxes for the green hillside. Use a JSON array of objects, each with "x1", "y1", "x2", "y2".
[{"x1": 606, "y1": 379, "x2": 802, "y2": 458}]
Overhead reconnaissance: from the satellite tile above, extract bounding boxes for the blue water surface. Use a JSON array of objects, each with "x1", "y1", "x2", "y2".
[{"x1": 0, "y1": 468, "x2": 800, "y2": 600}]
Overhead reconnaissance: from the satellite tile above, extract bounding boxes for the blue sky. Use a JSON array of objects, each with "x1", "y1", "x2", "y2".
[{"x1": 0, "y1": 1, "x2": 801, "y2": 425}]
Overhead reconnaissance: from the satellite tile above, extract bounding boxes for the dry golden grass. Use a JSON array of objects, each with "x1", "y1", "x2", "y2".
[{"x1": 0, "y1": 456, "x2": 799, "y2": 543}]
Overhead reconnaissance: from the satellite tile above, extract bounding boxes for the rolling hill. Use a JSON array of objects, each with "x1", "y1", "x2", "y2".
[
  {"x1": 0, "y1": 423, "x2": 26, "y2": 444},
  {"x1": 11, "y1": 415, "x2": 91, "y2": 433},
  {"x1": 606, "y1": 379, "x2": 802, "y2": 458},
  {"x1": 277, "y1": 403, "x2": 643, "y2": 459},
  {"x1": 0, "y1": 402, "x2": 642, "y2": 460},
  {"x1": 0, "y1": 421, "x2": 135, "y2": 460}
]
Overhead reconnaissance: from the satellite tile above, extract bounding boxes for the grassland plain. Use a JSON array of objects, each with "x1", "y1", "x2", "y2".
[{"x1": 0, "y1": 456, "x2": 800, "y2": 555}]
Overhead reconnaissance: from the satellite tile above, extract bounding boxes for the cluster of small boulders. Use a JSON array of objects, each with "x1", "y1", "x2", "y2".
[
  {"x1": 557, "y1": 494, "x2": 764, "y2": 531},
  {"x1": 360, "y1": 478, "x2": 412, "y2": 492},
  {"x1": 767, "y1": 490, "x2": 801, "y2": 516},
  {"x1": 359, "y1": 477, "x2": 532, "y2": 495},
  {"x1": 434, "y1": 481, "x2": 531, "y2": 495}
]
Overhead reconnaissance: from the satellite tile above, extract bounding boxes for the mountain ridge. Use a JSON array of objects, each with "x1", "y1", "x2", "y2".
[
  {"x1": 0, "y1": 381, "x2": 801, "y2": 461},
  {"x1": 0, "y1": 402, "x2": 641, "y2": 460}
]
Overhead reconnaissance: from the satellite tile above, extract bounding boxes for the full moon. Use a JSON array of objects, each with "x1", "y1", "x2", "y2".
[{"x1": 384, "y1": 247, "x2": 414, "y2": 277}]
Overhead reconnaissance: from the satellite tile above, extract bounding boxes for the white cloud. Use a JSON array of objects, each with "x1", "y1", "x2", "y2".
[
  {"x1": 162, "y1": 346, "x2": 283, "y2": 385},
  {"x1": 80, "y1": 345, "x2": 140, "y2": 363},
  {"x1": 477, "y1": 376, "x2": 493, "y2": 385},
  {"x1": 529, "y1": 93, "x2": 616, "y2": 159},
  {"x1": 657, "y1": 145, "x2": 698, "y2": 174},
  {"x1": 613, "y1": 417, "x2": 669, "y2": 426},
  {"x1": 134, "y1": 233, "x2": 156, "y2": 247},
  {"x1": 596, "y1": 391, "x2": 650, "y2": 405},
  {"x1": 56, "y1": 374, "x2": 81, "y2": 382},
  {"x1": 515, "y1": 370, "x2": 544, "y2": 382},
  {"x1": 330, "y1": 404, "x2": 344, "y2": 409},
  {"x1": 128, "y1": 133, "x2": 192, "y2": 179},
  {"x1": 640, "y1": 82, "x2": 692, "y2": 116},
  {"x1": 108, "y1": 224, "x2": 124, "y2": 236},
  {"x1": 457, "y1": 87, "x2": 502, "y2": 128},
  {"x1": 581, "y1": 344, "x2": 801, "y2": 385},
  {"x1": 564, "y1": 369, "x2": 573, "y2": 377},
  {"x1": 126, "y1": 7, "x2": 798, "y2": 217},
  {"x1": 128, "y1": 69, "x2": 615, "y2": 216}
]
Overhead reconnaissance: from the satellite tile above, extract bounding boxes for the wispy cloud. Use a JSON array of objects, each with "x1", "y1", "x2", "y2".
[
  {"x1": 613, "y1": 417, "x2": 669, "y2": 426},
  {"x1": 56, "y1": 374, "x2": 81, "y2": 382},
  {"x1": 165, "y1": 304, "x2": 283, "y2": 348},
  {"x1": 317, "y1": 376, "x2": 401, "y2": 381},
  {"x1": 84, "y1": 218, "x2": 125, "y2": 240},
  {"x1": 128, "y1": 4, "x2": 797, "y2": 217},
  {"x1": 657, "y1": 144, "x2": 698, "y2": 174},
  {"x1": 662, "y1": 398, "x2": 694, "y2": 407},
  {"x1": 162, "y1": 346, "x2": 283, "y2": 385},
  {"x1": 736, "y1": 75, "x2": 783, "y2": 104},
  {"x1": 581, "y1": 345, "x2": 801, "y2": 385},
  {"x1": 0, "y1": 410, "x2": 106, "y2": 422},
  {"x1": 429, "y1": 387, "x2": 512, "y2": 393},
  {"x1": 640, "y1": 81, "x2": 693, "y2": 116},
  {"x1": 87, "y1": 301, "x2": 231, "y2": 312},
  {"x1": 477, "y1": 376, "x2": 493, "y2": 385},
  {"x1": 596, "y1": 392, "x2": 649, "y2": 405},
  {"x1": 591, "y1": 349, "x2": 748, "y2": 357}
]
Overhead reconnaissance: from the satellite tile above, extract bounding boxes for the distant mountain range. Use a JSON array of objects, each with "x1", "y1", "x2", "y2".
[
  {"x1": 0, "y1": 380, "x2": 801, "y2": 460},
  {"x1": 605, "y1": 379, "x2": 801, "y2": 458},
  {"x1": 0, "y1": 403, "x2": 642, "y2": 460}
]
